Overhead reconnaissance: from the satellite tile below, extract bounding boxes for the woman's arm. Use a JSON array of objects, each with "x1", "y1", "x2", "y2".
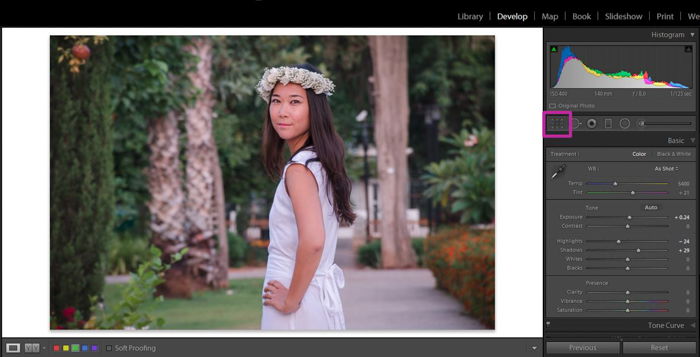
[{"x1": 263, "y1": 163, "x2": 325, "y2": 314}]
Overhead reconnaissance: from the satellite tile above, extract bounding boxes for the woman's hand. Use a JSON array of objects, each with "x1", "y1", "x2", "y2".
[{"x1": 263, "y1": 280, "x2": 301, "y2": 314}]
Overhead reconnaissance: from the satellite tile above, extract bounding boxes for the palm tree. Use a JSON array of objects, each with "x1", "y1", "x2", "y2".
[
  {"x1": 184, "y1": 37, "x2": 229, "y2": 290},
  {"x1": 148, "y1": 111, "x2": 190, "y2": 298}
]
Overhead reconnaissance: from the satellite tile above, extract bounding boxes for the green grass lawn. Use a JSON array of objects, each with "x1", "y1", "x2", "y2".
[{"x1": 102, "y1": 278, "x2": 264, "y2": 329}]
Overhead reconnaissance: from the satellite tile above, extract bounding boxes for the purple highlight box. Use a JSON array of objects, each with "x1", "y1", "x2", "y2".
[
  {"x1": 91, "y1": 345, "x2": 99, "y2": 352},
  {"x1": 543, "y1": 111, "x2": 573, "y2": 138}
]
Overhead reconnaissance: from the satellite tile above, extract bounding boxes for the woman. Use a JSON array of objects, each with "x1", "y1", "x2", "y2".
[{"x1": 257, "y1": 64, "x2": 356, "y2": 330}]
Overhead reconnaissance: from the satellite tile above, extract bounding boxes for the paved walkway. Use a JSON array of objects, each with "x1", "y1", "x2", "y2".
[
  {"x1": 105, "y1": 239, "x2": 486, "y2": 330},
  {"x1": 333, "y1": 237, "x2": 486, "y2": 329},
  {"x1": 341, "y1": 268, "x2": 487, "y2": 329}
]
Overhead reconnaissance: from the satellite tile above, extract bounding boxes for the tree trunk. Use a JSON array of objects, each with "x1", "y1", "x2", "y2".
[
  {"x1": 368, "y1": 36, "x2": 417, "y2": 268},
  {"x1": 148, "y1": 111, "x2": 191, "y2": 298},
  {"x1": 212, "y1": 152, "x2": 230, "y2": 288},
  {"x1": 184, "y1": 37, "x2": 226, "y2": 290}
]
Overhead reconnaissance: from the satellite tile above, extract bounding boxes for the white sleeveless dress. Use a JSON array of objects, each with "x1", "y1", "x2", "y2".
[{"x1": 260, "y1": 148, "x2": 346, "y2": 330}]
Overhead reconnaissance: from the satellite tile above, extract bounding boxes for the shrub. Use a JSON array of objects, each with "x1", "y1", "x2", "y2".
[
  {"x1": 422, "y1": 128, "x2": 495, "y2": 224},
  {"x1": 245, "y1": 239, "x2": 269, "y2": 266},
  {"x1": 424, "y1": 225, "x2": 494, "y2": 328},
  {"x1": 227, "y1": 233, "x2": 248, "y2": 267},
  {"x1": 357, "y1": 240, "x2": 382, "y2": 268},
  {"x1": 357, "y1": 238, "x2": 426, "y2": 268},
  {"x1": 50, "y1": 36, "x2": 115, "y2": 327},
  {"x1": 51, "y1": 246, "x2": 187, "y2": 330},
  {"x1": 107, "y1": 235, "x2": 149, "y2": 275}
]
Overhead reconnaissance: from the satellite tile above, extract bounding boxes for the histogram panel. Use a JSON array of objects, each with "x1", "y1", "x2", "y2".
[{"x1": 550, "y1": 45, "x2": 693, "y2": 89}]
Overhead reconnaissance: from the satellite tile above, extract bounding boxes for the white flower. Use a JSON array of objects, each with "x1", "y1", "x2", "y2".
[
  {"x1": 256, "y1": 66, "x2": 335, "y2": 103},
  {"x1": 464, "y1": 135, "x2": 479, "y2": 147}
]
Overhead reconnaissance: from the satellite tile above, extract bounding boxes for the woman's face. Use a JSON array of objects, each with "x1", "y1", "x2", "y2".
[{"x1": 269, "y1": 82, "x2": 310, "y2": 142}]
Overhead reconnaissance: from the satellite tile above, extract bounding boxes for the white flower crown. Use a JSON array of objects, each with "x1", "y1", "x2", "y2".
[{"x1": 256, "y1": 66, "x2": 335, "y2": 103}]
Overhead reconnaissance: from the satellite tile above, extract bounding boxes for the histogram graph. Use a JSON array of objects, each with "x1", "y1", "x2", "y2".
[{"x1": 550, "y1": 45, "x2": 693, "y2": 89}]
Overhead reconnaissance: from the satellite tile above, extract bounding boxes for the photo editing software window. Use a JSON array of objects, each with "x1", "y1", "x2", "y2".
[{"x1": 1, "y1": 8, "x2": 699, "y2": 357}]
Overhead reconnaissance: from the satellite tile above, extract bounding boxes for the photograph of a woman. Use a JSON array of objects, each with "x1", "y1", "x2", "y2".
[
  {"x1": 258, "y1": 64, "x2": 356, "y2": 330},
  {"x1": 49, "y1": 36, "x2": 495, "y2": 331}
]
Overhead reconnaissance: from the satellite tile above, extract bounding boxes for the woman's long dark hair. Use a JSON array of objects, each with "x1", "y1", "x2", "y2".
[{"x1": 262, "y1": 64, "x2": 356, "y2": 227}]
